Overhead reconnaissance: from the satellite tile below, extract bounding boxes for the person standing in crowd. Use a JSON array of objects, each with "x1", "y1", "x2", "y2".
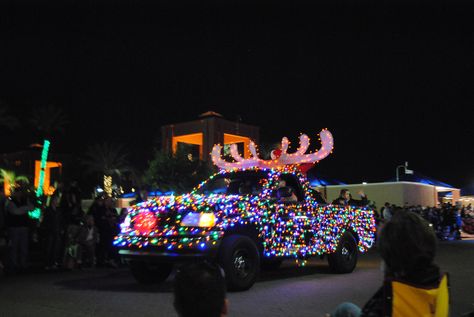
[
  {"x1": 5, "y1": 185, "x2": 34, "y2": 274},
  {"x1": 61, "y1": 182, "x2": 83, "y2": 226},
  {"x1": 332, "y1": 189, "x2": 369, "y2": 207},
  {"x1": 174, "y1": 262, "x2": 228, "y2": 317},
  {"x1": 90, "y1": 196, "x2": 119, "y2": 268},
  {"x1": 61, "y1": 182, "x2": 85, "y2": 270},
  {"x1": 89, "y1": 196, "x2": 107, "y2": 266},
  {"x1": 0, "y1": 191, "x2": 7, "y2": 273},
  {"x1": 77, "y1": 215, "x2": 99, "y2": 268},
  {"x1": 103, "y1": 197, "x2": 119, "y2": 267},
  {"x1": 381, "y1": 202, "x2": 392, "y2": 222},
  {"x1": 41, "y1": 195, "x2": 63, "y2": 270},
  {"x1": 329, "y1": 211, "x2": 448, "y2": 317}
]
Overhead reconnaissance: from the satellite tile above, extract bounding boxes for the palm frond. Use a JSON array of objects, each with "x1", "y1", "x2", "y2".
[
  {"x1": 0, "y1": 169, "x2": 29, "y2": 184},
  {"x1": 30, "y1": 105, "x2": 69, "y2": 138},
  {"x1": 16, "y1": 176, "x2": 30, "y2": 183},
  {"x1": 82, "y1": 142, "x2": 129, "y2": 176}
]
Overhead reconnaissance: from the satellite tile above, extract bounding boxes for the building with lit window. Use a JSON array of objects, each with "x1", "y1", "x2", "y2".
[{"x1": 161, "y1": 111, "x2": 259, "y2": 162}]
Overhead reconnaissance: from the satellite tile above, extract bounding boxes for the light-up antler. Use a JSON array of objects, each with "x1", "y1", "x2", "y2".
[{"x1": 211, "y1": 129, "x2": 334, "y2": 170}]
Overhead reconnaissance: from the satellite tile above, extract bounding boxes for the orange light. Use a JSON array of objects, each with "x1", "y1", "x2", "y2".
[
  {"x1": 172, "y1": 133, "x2": 204, "y2": 159},
  {"x1": 34, "y1": 161, "x2": 62, "y2": 196},
  {"x1": 224, "y1": 133, "x2": 252, "y2": 158}
]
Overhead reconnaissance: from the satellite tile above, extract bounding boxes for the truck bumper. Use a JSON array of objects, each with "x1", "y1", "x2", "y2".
[
  {"x1": 116, "y1": 239, "x2": 221, "y2": 263},
  {"x1": 118, "y1": 248, "x2": 218, "y2": 262}
]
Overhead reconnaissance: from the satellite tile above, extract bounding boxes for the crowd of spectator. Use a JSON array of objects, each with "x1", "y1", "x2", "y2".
[
  {"x1": 377, "y1": 202, "x2": 473, "y2": 240},
  {"x1": 0, "y1": 182, "x2": 126, "y2": 275}
]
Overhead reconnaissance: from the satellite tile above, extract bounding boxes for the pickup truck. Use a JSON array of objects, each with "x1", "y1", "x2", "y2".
[{"x1": 114, "y1": 165, "x2": 376, "y2": 291}]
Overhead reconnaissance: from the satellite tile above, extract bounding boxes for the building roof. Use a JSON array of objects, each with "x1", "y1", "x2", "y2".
[
  {"x1": 386, "y1": 172, "x2": 454, "y2": 189},
  {"x1": 306, "y1": 170, "x2": 347, "y2": 187},
  {"x1": 198, "y1": 111, "x2": 223, "y2": 118}
]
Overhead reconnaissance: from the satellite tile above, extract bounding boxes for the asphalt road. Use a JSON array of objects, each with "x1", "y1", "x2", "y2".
[{"x1": 1, "y1": 241, "x2": 473, "y2": 317}]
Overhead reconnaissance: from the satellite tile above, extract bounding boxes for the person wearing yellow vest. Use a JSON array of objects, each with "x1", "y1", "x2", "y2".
[{"x1": 329, "y1": 210, "x2": 449, "y2": 317}]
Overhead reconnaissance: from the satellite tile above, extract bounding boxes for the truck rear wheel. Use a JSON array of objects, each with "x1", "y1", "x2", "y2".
[
  {"x1": 218, "y1": 235, "x2": 260, "y2": 291},
  {"x1": 328, "y1": 231, "x2": 358, "y2": 273},
  {"x1": 129, "y1": 261, "x2": 173, "y2": 284}
]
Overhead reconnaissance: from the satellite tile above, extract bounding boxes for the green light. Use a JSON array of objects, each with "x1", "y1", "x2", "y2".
[
  {"x1": 30, "y1": 139, "x2": 50, "y2": 220},
  {"x1": 28, "y1": 209, "x2": 41, "y2": 220},
  {"x1": 36, "y1": 140, "x2": 50, "y2": 198}
]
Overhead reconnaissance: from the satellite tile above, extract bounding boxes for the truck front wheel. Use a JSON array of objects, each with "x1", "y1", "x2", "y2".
[
  {"x1": 328, "y1": 231, "x2": 358, "y2": 273},
  {"x1": 129, "y1": 261, "x2": 173, "y2": 284},
  {"x1": 218, "y1": 235, "x2": 260, "y2": 291}
]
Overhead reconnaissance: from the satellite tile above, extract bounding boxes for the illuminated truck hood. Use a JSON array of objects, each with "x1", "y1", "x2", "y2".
[{"x1": 120, "y1": 193, "x2": 260, "y2": 237}]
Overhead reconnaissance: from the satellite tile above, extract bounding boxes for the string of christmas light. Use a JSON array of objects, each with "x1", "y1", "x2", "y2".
[
  {"x1": 211, "y1": 129, "x2": 334, "y2": 170},
  {"x1": 104, "y1": 175, "x2": 113, "y2": 197},
  {"x1": 114, "y1": 165, "x2": 376, "y2": 263}
]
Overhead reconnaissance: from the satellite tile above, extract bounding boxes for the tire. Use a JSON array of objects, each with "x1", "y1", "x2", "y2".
[
  {"x1": 218, "y1": 235, "x2": 260, "y2": 291},
  {"x1": 328, "y1": 231, "x2": 358, "y2": 273},
  {"x1": 129, "y1": 261, "x2": 174, "y2": 284},
  {"x1": 261, "y1": 258, "x2": 283, "y2": 271}
]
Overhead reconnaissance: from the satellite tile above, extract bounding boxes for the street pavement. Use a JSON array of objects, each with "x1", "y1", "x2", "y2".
[{"x1": 0, "y1": 240, "x2": 473, "y2": 317}]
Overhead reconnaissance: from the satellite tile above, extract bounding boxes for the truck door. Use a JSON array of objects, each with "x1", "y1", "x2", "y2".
[{"x1": 272, "y1": 173, "x2": 310, "y2": 257}]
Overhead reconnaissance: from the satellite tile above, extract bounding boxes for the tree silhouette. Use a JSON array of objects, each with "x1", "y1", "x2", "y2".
[
  {"x1": 30, "y1": 105, "x2": 69, "y2": 141},
  {"x1": 143, "y1": 148, "x2": 211, "y2": 194},
  {"x1": 0, "y1": 102, "x2": 20, "y2": 130},
  {"x1": 82, "y1": 143, "x2": 130, "y2": 196}
]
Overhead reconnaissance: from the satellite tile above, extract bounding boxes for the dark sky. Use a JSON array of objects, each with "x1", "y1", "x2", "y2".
[{"x1": 1, "y1": 1, "x2": 473, "y2": 191}]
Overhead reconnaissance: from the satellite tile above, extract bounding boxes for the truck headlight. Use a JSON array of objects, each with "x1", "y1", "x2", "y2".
[{"x1": 181, "y1": 212, "x2": 216, "y2": 227}]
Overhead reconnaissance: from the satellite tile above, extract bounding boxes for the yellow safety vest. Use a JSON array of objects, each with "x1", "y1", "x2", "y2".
[{"x1": 391, "y1": 274, "x2": 449, "y2": 317}]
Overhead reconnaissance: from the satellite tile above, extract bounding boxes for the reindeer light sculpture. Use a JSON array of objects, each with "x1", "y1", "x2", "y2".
[{"x1": 211, "y1": 129, "x2": 334, "y2": 170}]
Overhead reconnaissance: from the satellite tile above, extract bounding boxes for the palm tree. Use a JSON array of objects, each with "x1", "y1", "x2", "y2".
[
  {"x1": 82, "y1": 143, "x2": 130, "y2": 197},
  {"x1": 0, "y1": 102, "x2": 20, "y2": 130},
  {"x1": 143, "y1": 148, "x2": 211, "y2": 194},
  {"x1": 30, "y1": 105, "x2": 69, "y2": 141},
  {"x1": 29, "y1": 105, "x2": 68, "y2": 203},
  {"x1": 0, "y1": 169, "x2": 29, "y2": 196}
]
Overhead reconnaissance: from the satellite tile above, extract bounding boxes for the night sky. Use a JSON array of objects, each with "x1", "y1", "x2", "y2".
[{"x1": 1, "y1": 1, "x2": 473, "y2": 191}]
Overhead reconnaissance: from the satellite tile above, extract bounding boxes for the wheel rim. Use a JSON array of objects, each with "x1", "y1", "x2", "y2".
[
  {"x1": 233, "y1": 249, "x2": 252, "y2": 278},
  {"x1": 341, "y1": 242, "x2": 355, "y2": 262}
]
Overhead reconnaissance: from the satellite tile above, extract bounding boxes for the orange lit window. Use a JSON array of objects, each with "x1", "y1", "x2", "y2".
[
  {"x1": 172, "y1": 133, "x2": 204, "y2": 159},
  {"x1": 224, "y1": 134, "x2": 251, "y2": 158}
]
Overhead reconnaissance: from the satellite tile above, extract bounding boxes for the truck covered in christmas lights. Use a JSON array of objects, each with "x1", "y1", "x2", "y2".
[{"x1": 114, "y1": 129, "x2": 376, "y2": 291}]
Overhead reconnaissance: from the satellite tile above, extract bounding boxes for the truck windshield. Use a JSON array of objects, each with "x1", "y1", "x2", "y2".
[{"x1": 195, "y1": 170, "x2": 269, "y2": 195}]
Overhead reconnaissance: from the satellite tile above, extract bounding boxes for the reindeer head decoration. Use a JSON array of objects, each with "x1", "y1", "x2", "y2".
[{"x1": 211, "y1": 129, "x2": 334, "y2": 171}]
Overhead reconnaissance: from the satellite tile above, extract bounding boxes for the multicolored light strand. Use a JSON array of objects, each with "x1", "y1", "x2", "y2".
[{"x1": 114, "y1": 166, "x2": 376, "y2": 264}]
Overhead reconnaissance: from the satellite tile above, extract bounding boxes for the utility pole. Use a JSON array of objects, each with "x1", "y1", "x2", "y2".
[{"x1": 396, "y1": 161, "x2": 414, "y2": 182}]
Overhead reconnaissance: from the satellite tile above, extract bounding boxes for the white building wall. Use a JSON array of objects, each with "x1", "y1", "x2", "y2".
[{"x1": 321, "y1": 182, "x2": 440, "y2": 209}]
